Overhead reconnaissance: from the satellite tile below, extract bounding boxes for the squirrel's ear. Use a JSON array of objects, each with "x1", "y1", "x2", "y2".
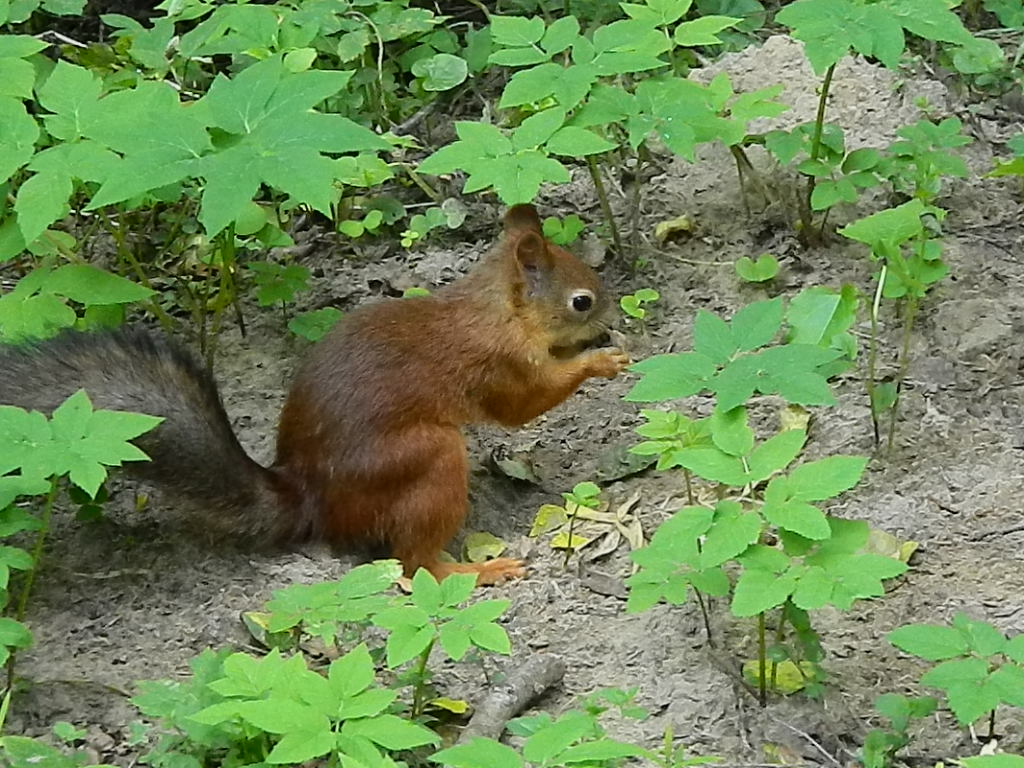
[
  {"x1": 503, "y1": 204, "x2": 542, "y2": 234},
  {"x1": 512, "y1": 231, "x2": 553, "y2": 274}
]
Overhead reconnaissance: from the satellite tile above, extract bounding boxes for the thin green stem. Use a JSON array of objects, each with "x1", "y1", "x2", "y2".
[
  {"x1": 563, "y1": 504, "x2": 580, "y2": 568},
  {"x1": 800, "y1": 63, "x2": 836, "y2": 245},
  {"x1": 866, "y1": 263, "x2": 887, "y2": 447},
  {"x1": 5, "y1": 477, "x2": 59, "y2": 696},
  {"x1": 757, "y1": 612, "x2": 767, "y2": 707},
  {"x1": 770, "y1": 609, "x2": 790, "y2": 691},
  {"x1": 886, "y1": 294, "x2": 919, "y2": 453},
  {"x1": 586, "y1": 155, "x2": 623, "y2": 257},
  {"x1": 695, "y1": 592, "x2": 714, "y2": 648},
  {"x1": 683, "y1": 468, "x2": 695, "y2": 506},
  {"x1": 411, "y1": 637, "x2": 436, "y2": 718}
]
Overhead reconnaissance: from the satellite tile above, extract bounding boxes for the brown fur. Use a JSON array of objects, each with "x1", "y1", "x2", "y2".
[{"x1": 0, "y1": 205, "x2": 628, "y2": 585}]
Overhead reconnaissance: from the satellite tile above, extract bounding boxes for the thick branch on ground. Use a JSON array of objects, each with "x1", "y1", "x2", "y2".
[{"x1": 456, "y1": 653, "x2": 566, "y2": 744}]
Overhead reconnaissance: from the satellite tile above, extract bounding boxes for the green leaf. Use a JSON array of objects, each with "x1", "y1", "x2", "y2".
[
  {"x1": 625, "y1": 352, "x2": 715, "y2": 402},
  {"x1": 839, "y1": 199, "x2": 925, "y2": 249},
  {"x1": 786, "y1": 456, "x2": 867, "y2": 501},
  {"x1": 675, "y1": 447, "x2": 747, "y2": 486},
  {"x1": 763, "y1": 499, "x2": 831, "y2": 540},
  {"x1": 693, "y1": 309, "x2": 736, "y2": 363},
  {"x1": 700, "y1": 502, "x2": 761, "y2": 568},
  {"x1": 342, "y1": 714, "x2": 439, "y2": 750},
  {"x1": 523, "y1": 713, "x2": 593, "y2": 763},
  {"x1": 709, "y1": 406, "x2": 753, "y2": 456},
  {"x1": 888, "y1": 624, "x2": 970, "y2": 660},
  {"x1": 385, "y1": 623, "x2": 434, "y2": 668},
  {"x1": 413, "y1": 53, "x2": 468, "y2": 91},
  {"x1": 674, "y1": 15, "x2": 741, "y2": 45},
  {"x1": 735, "y1": 254, "x2": 779, "y2": 282},
  {"x1": 15, "y1": 171, "x2": 72, "y2": 245},
  {"x1": 491, "y1": 16, "x2": 546, "y2": 47},
  {"x1": 45, "y1": 265, "x2": 154, "y2": 306},
  {"x1": 731, "y1": 568, "x2": 797, "y2": 617},
  {"x1": 730, "y1": 297, "x2": 783, "y2": 351},
  {"x1": 288, "y1": 307, "x2": 342, "y2": 342},
  {"x1": 0, "y1": 617, "x2": 32, "y2": 650},
  {"x1": 0, "y1": 97, "x2": 39, "y2": 186},
  {"x1": 430, "y1": 738, "x2": 525, "y2": 768},
  {"x1": 513, "y1": 108, "x2": 567, "y2": 151},
  {"x1": 546, "y1": 126, "x2": 617, "y2": 156},
  {"x1": 746, "y1": 429, "x2": 806, "y2": 482}
]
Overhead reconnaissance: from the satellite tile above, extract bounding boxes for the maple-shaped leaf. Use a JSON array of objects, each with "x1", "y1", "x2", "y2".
[{"x1": 195, "y1": 56, "x2": 390, "y2": 235}]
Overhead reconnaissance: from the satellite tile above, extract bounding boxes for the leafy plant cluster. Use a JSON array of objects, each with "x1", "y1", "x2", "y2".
[
  {"x1": 0, "y1": 390, "x2": 160, "y2": 712},
  {"x1": 621, "y1": 290, "x2": 912, "y2": 701},
  {"x1": 0, "y1": 559, "x2": 710, "y2": 768}
]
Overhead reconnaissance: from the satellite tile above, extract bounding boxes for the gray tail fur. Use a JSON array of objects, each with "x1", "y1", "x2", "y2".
[{"x1": 0, "y1": 328, "x2": 304, "y2": 542}]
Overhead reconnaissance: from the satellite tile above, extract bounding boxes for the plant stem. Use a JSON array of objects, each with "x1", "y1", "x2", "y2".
[
  {"x1": 5, "y1": 477, "x2": 59, "y2": 696},
  {"x1": 757, "y1": 612, "x2": 767, "y2": 707},
  {"x1": 411, "y1": 637, "x2": 435, "y2": 718},
  {"x1": 586, "y1": 155, "x2": 623, "y2": 257},
  {"x1": 563, "y1": 503, "x2": 580, "y2": 568},
  {"x1": 866, "y1": 263, "x2": 887, "y2": 447},
  {"x1": 695, "y1": 592, "x2": 714, "y2": 648},
  {"x1": 886, "y1": 294, "x2": 919, "y2": 453},
  {"x1": 683, "y1": 468, "x2": 695, "y2": 506},
  {"x1": 800, "y1": 63, "x2": 836, "y2": 246},
  {"x1": 630, "y1": 147, "x2": 648, "y2": 253}
]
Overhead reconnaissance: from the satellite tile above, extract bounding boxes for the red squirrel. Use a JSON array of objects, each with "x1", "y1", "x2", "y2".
[{"x1": 0, "y1": 204, "x2": 628, "y2": 584}]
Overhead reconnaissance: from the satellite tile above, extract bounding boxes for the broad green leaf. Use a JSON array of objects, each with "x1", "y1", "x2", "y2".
[
  {"x1": 513, "y1": 108, "x2": 567, "y2": 151},
  {"x1": 746, "y1": 429, "x2": 806, "y2": 482},
  {"x1": 625, "y1": 352, "x2": 715, "y2": 402},
  {"x1": 700, "y1": 502, "x2": 761, "y2": 567},
  {"x1": 430, "y1": 738, "x2": 524, "y2": 768},
  {"x1": 763, "y1": 499, "x2": 830, "y2": 540},
  {"x1": 839, "y1": 199, "x2": 925, "y2": 249},
  {"x1": 45, "y1": 264, "x2": 153, "y2": 306},
  {"x1": 523, "y1": 713, "x2": 592, "y2": 763},
  {"x1": 0, "y1": 97, "x2": 39, "y2": 185},
  {"x1": 735, "y1": 254, "x2": 779, "y2": 283},
  {"x1": 413, "y1": 53, "x2": 468, "y2": 91},
  {"x1": 888, "y1": 624, "x2": 970, "y2": 661},
  {"x1": 675, "y1": 447, "x2": 747, "y2": 486},
  {"x1": 546, "y1": 126, "x2": 617, "y2": 156},
  {"x1": 674, "y1": 15, "x2": 741, "y2": 46},
  {"x1": 15, "y1": 171, "x2": 72, "y2": 245},
  {"x1": 342, "y1": 714, "x2": 439, "y2": 750},
  {"x1": 731, "y1": 568, "x2": 798, "y2": 617},
  {"x1": 490, "y1": 16, "x2": 546, "y2": 47},
  {"x1": 731, "y1": 297, "x2": 783, "y2": 351},
  {"x1": 693, "y1": 309, "x2": 736, "y2": 363},
  {"x1": 709, "y1": 406, "x2": 753, "y2": 456},
  {"x1": 328, "y1": 644, "x2": 376, "y2": 699},
  {"x1": 786, "y1": 456, "x2": 867, "y2": 501}
]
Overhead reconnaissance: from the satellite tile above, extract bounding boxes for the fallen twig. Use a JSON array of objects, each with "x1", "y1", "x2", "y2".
[{"x1": 456, "y1": 653, "x2": 566, "y2": 744}]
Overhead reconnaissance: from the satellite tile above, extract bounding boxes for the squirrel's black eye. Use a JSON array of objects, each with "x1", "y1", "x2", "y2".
[{"x1": 570, "y1": 292, "x2": 594, "y2": 313}]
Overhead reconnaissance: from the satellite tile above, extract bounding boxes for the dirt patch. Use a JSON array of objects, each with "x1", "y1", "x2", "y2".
[{"x1": 10, "y1": 36, "x2": 1024, "y2": 766}]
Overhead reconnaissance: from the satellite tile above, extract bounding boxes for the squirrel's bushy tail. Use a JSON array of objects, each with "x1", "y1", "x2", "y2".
[{"x1": 0, "y1": 328, "x2": 307, "y2": 542}]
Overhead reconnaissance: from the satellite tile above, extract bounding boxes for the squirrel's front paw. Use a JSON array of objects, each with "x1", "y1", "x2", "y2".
[{"x1": 586, "y1": 347, "x2": 631, "y2": 379}]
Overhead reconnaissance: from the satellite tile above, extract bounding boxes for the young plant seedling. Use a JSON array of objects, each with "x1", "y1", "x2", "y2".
[
  {"x1": 775, "y1": 0, "x2": 976, "y2": 244},
  {"x1": 860, "y1": 693, "x2": 937, "y2": 768},
  {"x1": 542, "y1": 214, "x2": 585, "y2": 245},
  {"x1": 620, "y1": 288, "x2": 660, "y2": 323},
  {"x1": 735, "y1": 254, "x2": 779, "y2": 283},
  {"x1": 888, "y1": 613, "x2": 1024, "y2": 739},
  {"x1": 839, "y1": 199, "x2": 944, "y2": 449}
]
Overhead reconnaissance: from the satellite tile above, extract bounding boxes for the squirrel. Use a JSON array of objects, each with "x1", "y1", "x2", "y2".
[{"x1": 0, "y1": 204, "x2": 628, "y2": 585}]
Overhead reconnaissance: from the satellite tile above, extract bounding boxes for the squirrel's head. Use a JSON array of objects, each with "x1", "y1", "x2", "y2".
[{"x1": 501, "y1": 204, "x2": 611, "y2": 353}]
